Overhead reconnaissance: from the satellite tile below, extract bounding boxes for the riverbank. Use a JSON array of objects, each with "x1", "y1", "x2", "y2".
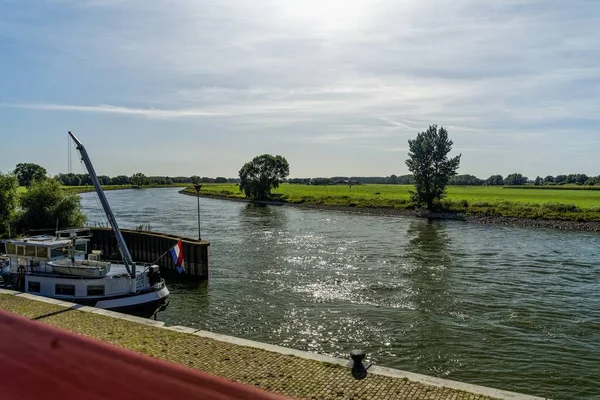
[
  {"x1": 62, "y1": 183, "x2": 190, "y2": 194},
  {"x1": 180, "y1": 186, "x2": 600, "y2": 232},
  {"x1": 0, "y1": 289, "x2": 544, "y2": 400}
]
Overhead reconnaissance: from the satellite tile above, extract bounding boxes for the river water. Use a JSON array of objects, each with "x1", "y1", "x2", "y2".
[{"x1": 80, "y1": 188, "x2": 600, "y2": 399}]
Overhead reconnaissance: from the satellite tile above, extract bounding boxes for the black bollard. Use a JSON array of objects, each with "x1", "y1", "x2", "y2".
[{"x1": 348, "y1": 349, "x2": 369, "y2": 380}]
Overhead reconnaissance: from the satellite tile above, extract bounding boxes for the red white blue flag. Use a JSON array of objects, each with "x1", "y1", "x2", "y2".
[{"x1": 170, "y1": 241, "x2": 185, "y2": 274}]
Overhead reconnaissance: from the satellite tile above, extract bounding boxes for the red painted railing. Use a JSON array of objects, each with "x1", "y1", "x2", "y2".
[{"x1": 0, "y1": 310, "x2": 292, "y2": 400}]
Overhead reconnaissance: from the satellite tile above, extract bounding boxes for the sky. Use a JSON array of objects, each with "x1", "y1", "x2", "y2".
[{"x1": 1, "y1": 0, "x2": 599, "y2": 179}]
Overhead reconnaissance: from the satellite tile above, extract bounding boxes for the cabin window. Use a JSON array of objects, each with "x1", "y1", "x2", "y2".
[
  {"x1": 55, "y1": 284, "x2": 75, "y2": 296},
  {"x1": 5, "y1": 243, "x2": 16, "y2": 255},
  {"x1": 25, "y1": 246, "x2": 36, "y2": 257},
  {"x1": 75, "y1": 243, "x2": 87, "y2": 252},
  {"x1": 36, "y1": 247, "x2": 48, "y2": 259},
  {"x1": 28, "y1": 281, "x2": 41, "y2": 293},
  {"x1": 17, "y1": 246, "x2": 25, "y2": 256},
  {"x1": 50, "y1": 248, "x2": 67, "y2": 259},
  {"x1": 87, "y1": 285, "x2": 105, "y2": 296}
]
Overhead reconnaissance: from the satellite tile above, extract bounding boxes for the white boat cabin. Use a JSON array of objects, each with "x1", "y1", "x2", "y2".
[
  {"x1": 2, "y1": 235, "x2": 89, "y2": 275},
  {"x1": 1, "y1": 235, "x2": 160, "y2": 303}
]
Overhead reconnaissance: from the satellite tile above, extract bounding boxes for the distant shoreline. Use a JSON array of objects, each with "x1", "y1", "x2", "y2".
[
  {"x1": 67, "y1": 184, "x2": 189, "y2": 194},
  {"x1": 178, "y1": 189, "x2": 600, "y2": 233}
]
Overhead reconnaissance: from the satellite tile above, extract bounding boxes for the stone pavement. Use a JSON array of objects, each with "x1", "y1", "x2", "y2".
[{"x1": 0, "y1": 292, "x2": 545, "y2": 400}]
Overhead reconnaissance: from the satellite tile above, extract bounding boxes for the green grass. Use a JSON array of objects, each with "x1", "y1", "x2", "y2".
[
  {"x1": 184, "y1": 183, "x2": 600, "y2": 222},
  {"x1": 503, "y1": 185, "x2": 600, "y2": 190}
]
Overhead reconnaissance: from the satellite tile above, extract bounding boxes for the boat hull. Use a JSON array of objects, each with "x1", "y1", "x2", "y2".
[
  {"x1": 95, "y1": 286, "x2": 170, "y2": 318},
  {"x1": 6, "y1": 278, "x2": 170, "y2": 319}
]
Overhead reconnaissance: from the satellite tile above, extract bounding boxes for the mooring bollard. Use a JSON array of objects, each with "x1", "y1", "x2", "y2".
[{"x1": 348, "y1": 349, "x2": 371, "y2": 380}]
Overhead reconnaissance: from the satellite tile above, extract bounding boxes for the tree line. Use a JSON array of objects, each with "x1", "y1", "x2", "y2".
[
  {"x1": 11, "y1": 163, "x2": 241, "y2": 187},
  {"x1": 55, "y1": 173, "x2": 237, "y2": 186},
  {"x1": 13, "y1": 162, "x2": 599, "y2": 189},
  {"x1": 287, "y1": 173, "x2": 600, "y2": 186}
]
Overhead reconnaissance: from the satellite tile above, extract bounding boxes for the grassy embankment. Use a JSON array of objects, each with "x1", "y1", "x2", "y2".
[{"x1": 184, "y1": 183, "x2": 600, "y2": 222}]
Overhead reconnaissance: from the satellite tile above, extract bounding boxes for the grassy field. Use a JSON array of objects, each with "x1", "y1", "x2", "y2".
[
  {"x1": 184, "y1": 183, "x2": 600, "y2": 221},
  {"x1": 20, "y1": 182, "x2": 600, "y2": 221}
]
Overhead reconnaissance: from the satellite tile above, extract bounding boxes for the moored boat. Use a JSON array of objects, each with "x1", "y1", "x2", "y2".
[{"x1": 0, "y1": 132, "x2": 170, "y2": 317}]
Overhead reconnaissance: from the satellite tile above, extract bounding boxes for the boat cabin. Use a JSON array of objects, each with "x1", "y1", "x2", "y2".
[{"x1": 1, "y1": 235, "x2": 89, "y2": 275}]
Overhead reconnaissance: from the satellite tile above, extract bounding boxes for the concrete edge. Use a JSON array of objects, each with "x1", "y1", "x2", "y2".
[
  {"x1": 1, "y1": 289, "x2": 165, "y2": 327},
  {"x1": 0, "y1": 289, "x2": 548, "y2": 400},
  {"x1": 189, "y1": 330, "x2": 547, "y2": 400}
]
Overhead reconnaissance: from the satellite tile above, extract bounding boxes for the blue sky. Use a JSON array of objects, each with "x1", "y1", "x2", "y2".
[{"x1": 1, "y1": 0, "x2": 599, "y2": 179}]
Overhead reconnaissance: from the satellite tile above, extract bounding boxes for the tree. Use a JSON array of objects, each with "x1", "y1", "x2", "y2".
[
  {"x1": 544, "y1": 175, "x2": 555, "y2": 184},
  {"x1": 387, "y1": 174, "x2": 398, "y2": 184},
  {"x1": 239, "y1": 154, "x2": 290, "y2": 201},
  {"x1": 98, "y1": 175, "x2": 112, "y2": 185},
  {"x1": 214, "y1": 177, "x2": 228, "y2": 183},
  {"x1": 14, "y1": 163, "x2": 47, "y2": 187},
  {"x1": 111, "y1": 175, "x2": 130, "y2": 185},
  {"x1": 504, "y1": 173, "x2": 528, "y2": 185},
  {"x1": 555, "y1": 175, "x2": 567, "y2": 184},
  {"x1": 130, "y1": 173, "x2": 149, "y2": 187},
  {"x1": 190, "y1": 175, "x2": 201, "y2": 185},
  {"x1": 288, "y1": 178, "x2": 310, "y2": 184},
  {"x1": 80, "y1": 174, "x2": 93, "y2": 186},
  {"x1": 312, "y1": 178, "x2": 332, "y2": 185},
  {"x1": 0, "y1": 173, "x2": 18, "y2": 235},
  {"x1": 449, "y1": 174, "x2": 483, "y2": 185},
  {"x1": 397, "y1": 174, "x2": 414, "y2": 184},
  {"x1": 485, "y1": 175, "x2": 504, "y2": 185},
  {"x1": 564, "y1": 174, "x2": 585, "y2": 184},
  {"x1": 534, "y1": 176, "x2": 543, "y2": 186},
  {"x1": 405, "y1": 125, "x2": 461, "y2": 209},
  {"x1": 56, "y1": 173, "x2": 82, "y2": 186},
  {"x1": 16, "y1": 179, "x2": 85, "y2": 232}
]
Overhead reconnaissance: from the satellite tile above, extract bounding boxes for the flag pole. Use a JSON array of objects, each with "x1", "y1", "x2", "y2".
[{"x1": 152, "y1": 241, "x2": 181, "y2": 265}]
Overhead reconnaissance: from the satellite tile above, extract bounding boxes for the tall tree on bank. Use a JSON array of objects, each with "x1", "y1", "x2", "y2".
[
  {"x1": 0, "y1": 173, "x2": 18, "y2": 235},
  {"x1": 130, "y1": 173, "x2": 149, "y2": 187},
  {"x1": 239, "y1": 154, "x2": 290, "y2": 201},
  {"x1": 405, "y1": 125, "x2": 461, "y2": 210},
  {"x1": 14, "y1": 163, "x2": 47, "y2": 187}
]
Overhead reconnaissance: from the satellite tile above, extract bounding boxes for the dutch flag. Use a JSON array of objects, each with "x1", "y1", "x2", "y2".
[{"x1": 170, "y1": 241, "x2": 185, "y2": 274}]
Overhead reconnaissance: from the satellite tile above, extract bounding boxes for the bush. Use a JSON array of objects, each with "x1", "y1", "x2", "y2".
[{"x1": 16, "y1": 179, "x2": 85, "y2": 232}]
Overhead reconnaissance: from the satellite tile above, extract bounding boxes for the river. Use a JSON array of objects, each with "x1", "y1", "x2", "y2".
[{"x1": 81, "y1": 188, "x2": 600, "y2": 399}]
